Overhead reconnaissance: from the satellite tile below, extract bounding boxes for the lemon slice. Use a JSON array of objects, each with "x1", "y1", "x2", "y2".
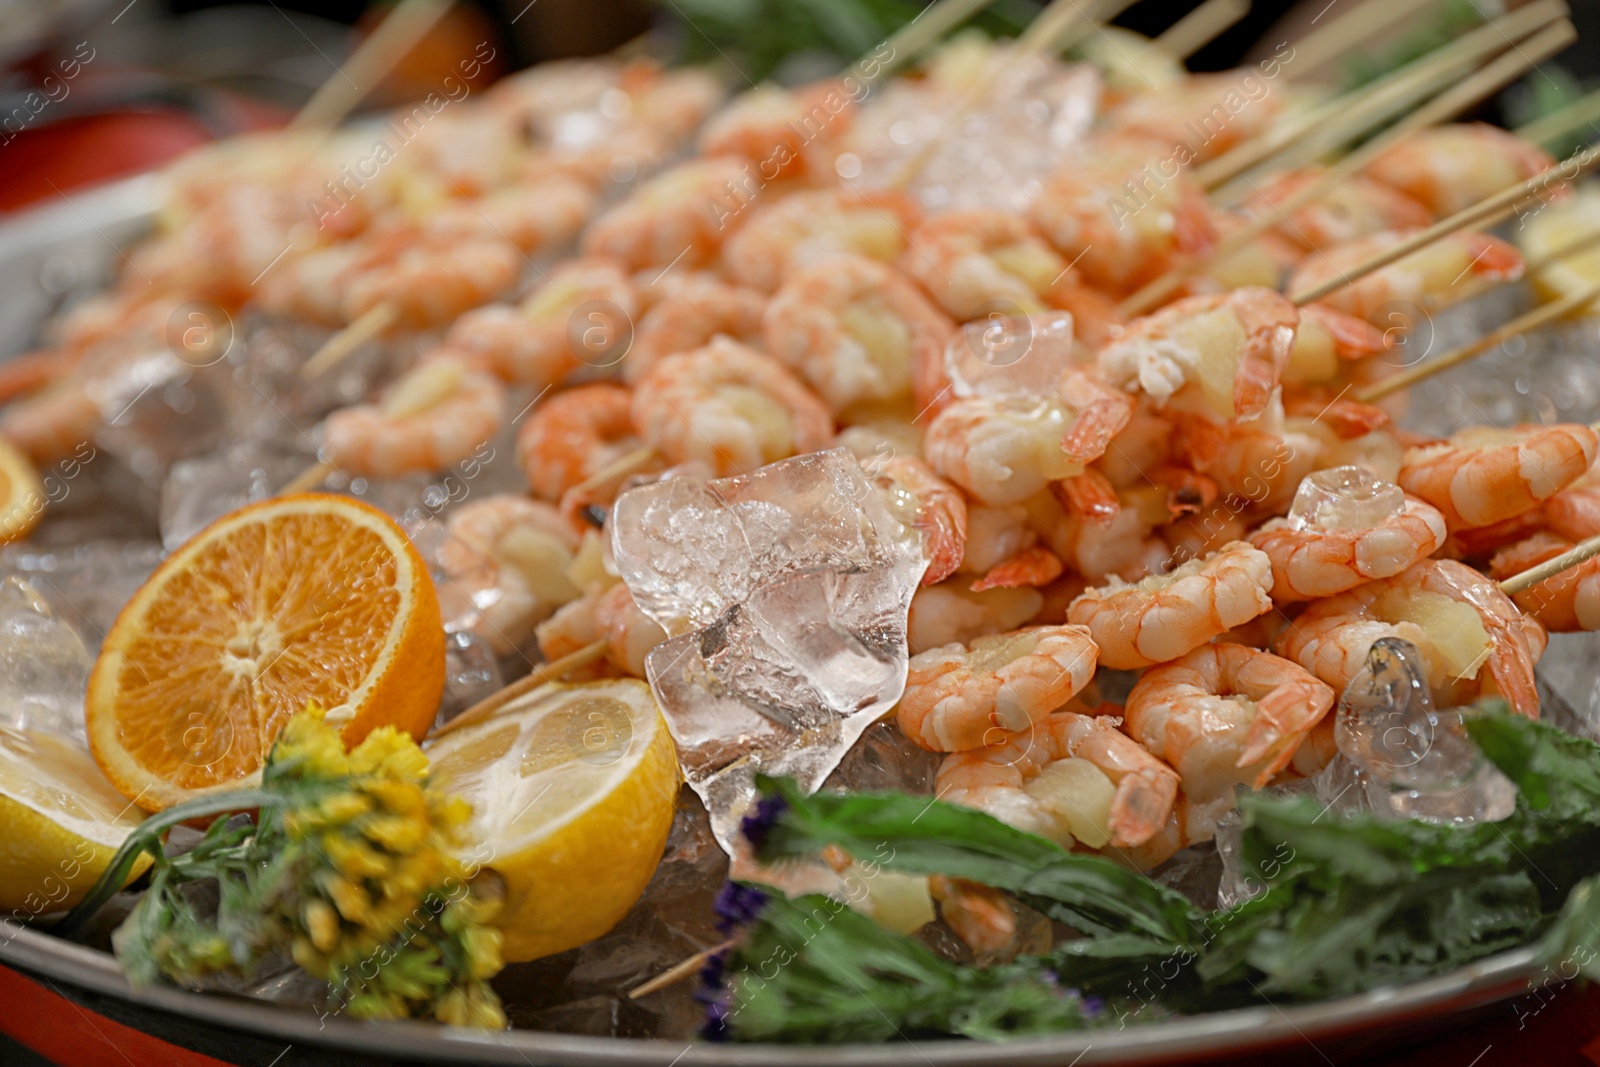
[
  {"x1": 0, "y1": 725, "x2": 149, "y2": 912},
  {"x1": 425, "y1": 679, "x2": 679, "y2": 962},
  {"x1": 1521, "y1": 187, "x2": 1600, "y2": 313}
]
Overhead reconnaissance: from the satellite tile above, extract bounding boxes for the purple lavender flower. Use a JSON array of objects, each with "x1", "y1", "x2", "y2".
[
  {"x1": 739, "y1": 794, "x2": 788, "y2": 852},
  {"x1": 696, "y1": 947, "x2": 733, "y2": 1041},
  {"x1": 713, "y1": 881, "x2": 770, "y2": 934}
]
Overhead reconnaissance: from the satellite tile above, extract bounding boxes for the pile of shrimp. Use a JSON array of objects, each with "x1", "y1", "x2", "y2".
[{"x1": 5, "y1": 29, "x2": 1589, "y2": 954}]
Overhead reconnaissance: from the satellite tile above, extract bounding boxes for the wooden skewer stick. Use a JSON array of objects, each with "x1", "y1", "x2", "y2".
[
  {"x1": 1277, "y1": 0, "x2": 1440, "y2": 82},
  {"x1": 1290, "y1": 141, "x2": 1600, "y2": 308},
  {"x1": 1156, "y1": 0, "x2": 1250, "y2": 61},
  {"x1": 1355, "y1": 276, "x2": 1600, "y2": 404},
  {"x1": 1517, "y1": 86, "x2": 1600, "y2": 151},
  {"x1": 289, "y1": 0, "x2": 454, "y2": 130},
  {"x1": 429, "y1": 638, "x2": 610, "y2": 739},
  {"x1": 628, "y1": 939, "x2": 736, "y2": 1000},
  {"x1": 1501, "y1": 533, "x2": 1600, "y2": 596},
  {"x1": 1199, "y1": 0, "x2": 1569, "y2": 194},
  {"x1": 568, "y1": 444, "x2": 659, "y2": 499},
  {"x1": 281, "y1": 459, "x2": 336, "y2": 496},
  {"x1": 301, "y1": 301, "x2": 399, "y2": 380},
  {"x1": 1119, "y1": 17, "x2": 1577, "y2": 316}
]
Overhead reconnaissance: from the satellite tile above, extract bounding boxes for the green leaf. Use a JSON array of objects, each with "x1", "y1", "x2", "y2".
[{"x1": 754, "y1": 776, "x2": 1203, "y2": 945}]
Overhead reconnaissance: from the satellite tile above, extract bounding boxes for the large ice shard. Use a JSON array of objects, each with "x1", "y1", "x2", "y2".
[{"x1": 612, "y1": 449, "x2": 924, "y2": 849}]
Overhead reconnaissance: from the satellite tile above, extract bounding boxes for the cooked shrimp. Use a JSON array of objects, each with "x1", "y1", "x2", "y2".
[
  {"x1": 625, "y1": 276, "x2": 766, "y2": 385},
  {"x1": 534, "y1": 592, "x2": 614, "y2": 680},
  {"x1": 1054, "y1": 468, "x2": 1120, "y2": 527},
  {"x1": 1123, "y1": 643, "x2": 1334, "y2": 840},
  {"x1": 1028, "y1": 155, "x2": 1217, "y2": 297},
  {"x1": 0, "y1": 382, "x2": 101, "y2": 466},
  {"x1": 1249, "y1": 467, "x2": 1447, "y2": 601},
  {"x1": 1192, "y1": 210, "x2": 1305, "y2": 294},
  {"x1": 763, "y1": 254, "x2": 954, "y2": 416},
  {"x1": 630, "y1": 337, "x2": 833, "y2": 476},
  {"x1": 1397, "y1": 423, "x2": 1598, "y2": 530},
  {"x1": 440, "y1": 256, "x2": 637, "y2": 387},
  {"x1": 897, "y1": 625, "x2": 1099, "y2": 752},
  {"x1": 928, "y1": 876, "x2": 1017, "y2": 958},
  {"x1": 1241, "y1": 168, "x2": 1433, "y2": 252},
  {"x1": 592, "y1": 581, "x2": 668, "y2": 677},
  {"x1": 1066, "y1": 541, "x2": 1274, "y2": 669},
  {"x1": 323, "y1": 361, "x2": 506, "y2": 477},
  {"x1": 1096, "y1": 287, "x2": 1298, "y2": 423},
  {"x1": 970, "y1": 546, "x2": 1065, "y2": 592},
  {"x1": 1275, "y1": 558, "x2": 1542, "y2": 717},
  {"x1": 923, "y1": 395, "x2": 1079, "y2": 506},
  {"x1": 870, "y1": 455, "x2": 968, "y2": 585},
  {"x1": 1031, "y1": 485, "x2": 1170, "y2": 582},
  {"x1": 337, "y1": 230, "x2": 524, "y2": 330},
  {"x1": 580, "y1": 157, "x2": 753, "y2": 271},
  {"x1": 899, "y1": 210, "x2": 1069, "y2": 321},
  {"x1": 722, "y1": 188, "x2": 921, "y2": 294},
  {"x1": 515, "y1": 383, "x2": 657, "y2": 505},
  {"x1": 907, "y1": 583, "x2": 1045, "y2": 653},
  {"x1": 437, "y1": 494, "x2": 582, "y2": 655},
  {"x1": 1101, "y1": 71, "x2": 1285, "y2": 164},
  {"x1": 1365, "y1": 123, "x2": 1556, "y2": 217},
  {"x1": 1280, "y1": 304, "x2": 1392, "y2": 389},
  {"x1": 935, "y1": 708, "x2": 1180, "y2": 849},
  {"x1": 698, "y1": 81, "x2": 855, "y2": 180},
  {"x1": 1284, "y1": 229, "x2": 1523, "y2": 324},
  {"x1": 422, "y1": 173, "x2": 595, "y2": 254},
  {"x1": 1490, "y1": 531, "x2": 1600, "y2": 633}
]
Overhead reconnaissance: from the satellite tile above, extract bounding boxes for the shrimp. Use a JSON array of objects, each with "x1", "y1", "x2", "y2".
[
  {"x1": 1123, "y1": 644, "x2": 1334, "y2": 841},
  {"x1": 935, "y1": 708, "x2": 1180, "y2": 850},
  {"x1": 1054, "y1": 468, "x2": 1120, "y2": 526},
  {"x1": 1365, "y1": 123, "x2": 1557, "y2": 217},
  {"x1": 698, "y1": 81, "x2": 856, "y2": 180},
  {"x1": 721, "y1": 188, "x2": 921, "y2": 294},
  {"x1": 1274, "y1": 558, "x2": 1541, "y2": 718},
  {"x1": 763, "y1": 254, "x2": 954, "y2": 416},
  {"x1": 630, "y1": 337, "x2": 833, "y2": 476},
  {"x1": 1241, "y1": 168, "x2": 1433, "y2": 252},
  {"x1": 580, "y1": 157, "x2": 753, "y2": 271},
  {"x1": 515, "y1": 383, "x2": 657, "y2": 505},
  {"x1": 928, "y1": 876, "x2": 1018, "y2": 958},
  {"x1": 422, "y1": 174, "x2": 595, "y2": 254},
  {"x1": 897, "y1": 625, "x2": 1099, "y2": 752},
  {"x1": 1248, "y1": 468, "x2": 1448, "y2": 601},
  {"x1": 1193, "y1": 210, "x2": 1305, "y2": 294},
  {"x1": 971, "y1": 546, "x2": 1065, "y2": 592},
  {"x1": 535, "y1": 593, "x2": 617, "y2": 682},
  {"x1": 336, "y1": 230, "x2": 524, "y2": 330},
  {"x1": 1284, "y1": 229, "x2": 1523, "y2": 324},
  {"x1": 1030, "y1": 485, "x2": 1169, "y2": 582},
  {"x1": 437, "y1": 494, "x2": 582, "y2": 655},
  {"x1": 1280, "y1": 303, "x2": 1392, "y2": 390},
  {"x1": 1490, "y1": 532, "x2": 1600, "y2": 633},
  {"x1": 439, "y1": 256, "x2": 638, "y2": 387},
  {"x1": 625, "y1": 276, "x2": 766, "y2": 385},
  {"x1": 870, "y1": 455, "x2": 968, "y2": 586},
  {"x1": 0, "y1": 382, "x2": 101, "y2": 466},
  {"x1": 923, "y1": 395, "x2": 1080, "y2": 506},
  {"x1": 1101, "y1": 71, "x2": 1286, "y2": 165},
  {"x1": 1065, "y1": 541, "x2": 1274, "y2": 669},
  {"x1": 593, "y1": 581, "x2": 668, "y2": 677},
  {"x1": 1096, "y1": 287, "x2": 1298, "y2": 423},
  {"x1": 1397, "y1": 423, "x2": 1598, "y2": 530},
  {"x1": 1028, "y1": 156, "x2": 1217, "y2": 297},
  {"x1": 322, "y1": 361, "x2": 506, "y2": 478},
  {"x1": 907, "y1": 583, "x2": 1044, "y2": 653},
  {"x1": 899, "y1": 210, "x2": 1069, "y2": 321}
]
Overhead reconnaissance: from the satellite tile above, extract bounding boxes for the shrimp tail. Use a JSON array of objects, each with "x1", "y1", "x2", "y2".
[
  {"x1": 1463, "y1": 232, "x2": 1525, "y2": 282},
  {"x1": 1238, "y1": 680, "x2": 1334, "y2": 786},
  {"x1": 971, "y1": 545, "x2": 1065, "y2": 592},
  {"x1": 1108, "y1": 768, "x2": 1179, "y2": 849},
  {"x1": 1060, "y1": 373, "x2": 1134, "y2": 466},
  {"x1": 929, "y1": 876, "x2": 1017, "y2": 956},
  {"x1": 1055, "y1": 469, "x2": 1120, "y2": 527}
]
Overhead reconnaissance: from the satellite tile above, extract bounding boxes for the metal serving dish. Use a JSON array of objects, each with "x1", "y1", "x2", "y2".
[{"x1": 0, "y1": 179, "x2": 1555, "y2": 1066}]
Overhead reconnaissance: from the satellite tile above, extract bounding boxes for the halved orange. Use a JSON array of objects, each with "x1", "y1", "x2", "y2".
[
  {"x1": 88, "y1": 494, "x2": 445, "y2": 811},
  {"x1": 0, "y1": 437, "x2": 44, "y2": 545}
]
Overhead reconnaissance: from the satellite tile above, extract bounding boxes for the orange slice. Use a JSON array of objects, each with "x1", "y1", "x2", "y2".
[
  {"x1": 88, "y1": 494, "x2": 445, "y2": 811},
  {"x1": 0, "y1": 437, "x2": 44, "y2": 545}
]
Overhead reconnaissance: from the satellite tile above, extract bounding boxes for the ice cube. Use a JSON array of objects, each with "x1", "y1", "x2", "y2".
[
  {"x1": 433, "y1": 630, "x2": 504, "y2": 729},
  {"x1": 160, "y1": 441, "x2": 313, "y2": 550},
  {"x1": 1531, "y1": 631, "x2": 1600, "y2": 742},
  {"x1": 823, "y1": 720, "x2": 942, "y2": 795},
  {"x1": 1286, "y1": 466, "x2": 1405, "y2": 532},
  {"x1": 0, "y1": 576, "x2": 91, "y2": 741},
  {"x1": 92, "y1": 349, "x2": 242, "y2": 482},
  {"x1": 618, "y1": 449, "x2": 923, "y2": 851},
  {"x1": 2, "y1": 541, "x2": 163, "y2": 653},
  {"x1": 1213, "y1": 779, "x2": 1317, "y2": 909},
  {"x1": 1336, "y1": 636, "x2": 1516, "y2": 825},
  {"x1": 945, "y1": 313, "x2": 1075, "y2": 399}
]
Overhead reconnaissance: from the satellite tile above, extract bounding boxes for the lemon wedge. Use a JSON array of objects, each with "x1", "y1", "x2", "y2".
[
  {"x1": 425, "y1": 679, "x2": 679, "y2": 962},
  {"x1": 1520, "y1": 187, "x2": 1600, "y2": 314},
  {"x1": 0, "y1": 725, "x2": 149, "y2": 912}
]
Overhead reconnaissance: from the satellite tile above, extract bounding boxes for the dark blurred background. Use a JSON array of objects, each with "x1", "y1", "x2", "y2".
[{"x1": 0, "y1": 0, "x2": 1594, "y2": 211}]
